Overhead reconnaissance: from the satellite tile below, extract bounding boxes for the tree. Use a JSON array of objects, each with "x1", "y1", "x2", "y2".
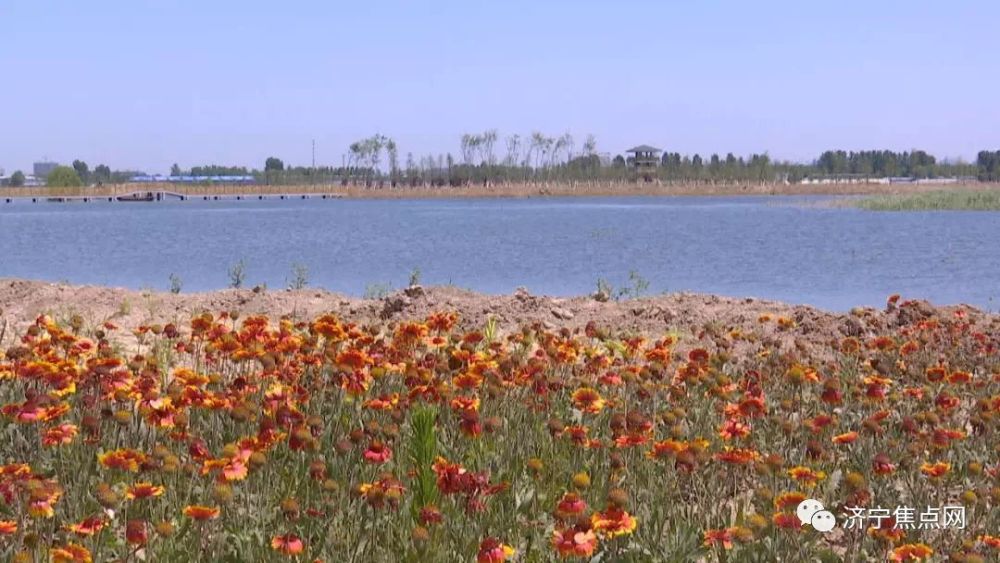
[
  {"x1": 46, "y1": 166, "x2": 83, "y2": 187},
  {"x1": 264, "y1": 157, "x2": 284, "y2": 172},
  {"x1": 9, "y1": 170, "x2": 25, "y2": 187},
  {"x1": 481, "y1": 129, "x2": 498, "y2": 167},
  {"x1": 72, "y1": 160, "x2": 90, "y2": 184},
  {"x1": 170, "y1": 163, "x2": 182, "y2": 176},
  {"x1": 504, "y1": 134, "x2": 521, "y2": 168},
  {"x1": 94, "y1": 164, "x2": 111, "y2": 183},
  {"x1": 386, "y1": 140, "x2": 399, "y2": 186}
]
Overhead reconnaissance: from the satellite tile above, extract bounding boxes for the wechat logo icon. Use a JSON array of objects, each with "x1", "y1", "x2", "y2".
[{"x1": 797, "y1": 499, "x2": 836, "y2": 533}]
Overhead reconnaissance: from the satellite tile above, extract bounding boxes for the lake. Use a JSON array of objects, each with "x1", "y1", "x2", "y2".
[{"x1": 1, "y1": 195, "x2": 997, "y2": 311}]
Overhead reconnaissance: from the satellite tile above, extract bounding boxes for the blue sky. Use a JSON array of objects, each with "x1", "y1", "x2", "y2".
[{"x1": 2, "y1": 0, "x2": 996, "y2": 173}]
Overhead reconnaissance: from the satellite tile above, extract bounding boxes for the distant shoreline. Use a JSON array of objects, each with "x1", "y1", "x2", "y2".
[{"x1": 1, "y1": 181, "x2": 997, "y2": 202}]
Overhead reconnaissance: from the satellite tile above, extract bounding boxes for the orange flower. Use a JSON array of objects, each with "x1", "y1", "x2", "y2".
[
  {"x1": 66, "y1": 516, "x2": 106, "y2": 536},
  {"x1": 183, "y1": 505, "x2": 221, "y2": 521},
  {"x1": 450, "y1": 395, "x2": 481, "y2": 412},
  {"x1": 126, "y1": 482, "x2": 166, "y2": 500},
  {"x1": 50, "y1": 543, "x2": 93, "y2": 563},
  {"x1": 719, "y1": 418, "x2": 751, "y2": 440},
  {"x1": 222, "y1": 458, "x2": 248, "y2": 482},
  {"x1": 703, "y1": 528, "x2": 734, "y2": 549},
  {"x1": 571, "y1": 387, "x2": 605, "y2": 414},
  {"x1": 787, "y1": 466, "x2": 826, "y2": 486},
  {"x1": 0, "y1": 520, "x2": 17, "y2": 535},
  {"x1": 613, "y1": 433, "x2": 648, "y2": 448},
  {"x1": 98, "y1": 449, "x2": 148, "y2": 473},
  {"x1": 919, "y1": 461, "x2": 950, "y2": 478},
  {"x1": 591, "y1": 506, "x2": 637, "y2": 537},
  {"x1": 271, "y1": 533, "x2": 305, "y2": 555},
  {"x1": 26, "y1": 479, "x2": 62, "y2": 518},
  {"x1": 647, "y1": 439, "x2": 685, "y2": 460},
  {"x1": 832, "y1": 431, "x2": 858, "y2": 444},
  {"x1": 335, "y1": 348, "x2": 372, "y2": 370},
  {"x1": 42, "y1": 423, "x2": 79, "y2": 447},
  {"x1": 773, "y1": 491, "x2": 807, "y2": 511},
  {"x1": 552, "y1": 526, "x2": 598, "y2": 558},
  {"x1": 714, "y1": 447, "x2": 761, "y2": 465},
  {"x1": 889, "y1": 543, "x2": 933, "y2": 561}
]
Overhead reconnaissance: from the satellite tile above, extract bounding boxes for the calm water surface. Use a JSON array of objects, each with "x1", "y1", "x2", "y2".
[{"x1": 1, "y1": 195, "x2": 997, "y2": 311}]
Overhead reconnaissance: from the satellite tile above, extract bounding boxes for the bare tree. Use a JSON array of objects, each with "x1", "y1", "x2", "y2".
[
  {"x1": 554, "y1": 133, "x2": 574, "y2": 164},
  {"x1": 583, "y1": 134, "x2": 597, "y2": 156},
  {"x1": 529, "y1": 132, "x2": 547, "y2": 171},
  {"x1": 460, "y1": 134, "x2": 475, "y2": 165},
  {"x1": 386, "y1": 139, "x2": 399, "y2": 186},
  {"x1": 481, "y1": 129, "x2": 498, "y2": 167},
  {"x1": 505, "y1": 134, "x2": 521, "y2": 168}
]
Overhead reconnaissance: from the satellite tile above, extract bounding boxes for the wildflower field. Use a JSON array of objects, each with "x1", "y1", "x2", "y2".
[{"x1": 0, "y1": 298, "x2": 997, "y2": 562}]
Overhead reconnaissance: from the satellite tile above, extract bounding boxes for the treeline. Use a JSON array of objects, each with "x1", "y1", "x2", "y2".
[
  {"x1": 977, "y1": 151, "x2": 1000, "y2": 182},
  {"x1": 246, "y1": 132, "x2": 988, "y2": 186},
  {"x1": 8, "y1": 135, "x2": 996, "y2": 188},
  {"x1": 813, "y1": 150, "x2": 974, "y2": 179},
  {"x1": 2, "y1": 159, "x2": 141, "y2": 187}
]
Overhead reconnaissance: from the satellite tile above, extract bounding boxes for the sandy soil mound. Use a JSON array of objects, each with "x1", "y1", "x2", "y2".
[{"x1": 1, "y1": 278, "x2": 995, "y2": 361}]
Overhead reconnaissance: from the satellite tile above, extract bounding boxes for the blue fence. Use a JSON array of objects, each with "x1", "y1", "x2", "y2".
[{"x1": 130, "y1": 175, "x2": 256, "y2": 184}]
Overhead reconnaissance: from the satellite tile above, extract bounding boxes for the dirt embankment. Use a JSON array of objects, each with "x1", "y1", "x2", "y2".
[
  {"x1": 1, "y1": 279, "x2": 995, "y2": 362},
  {"x1": 3, "y1": 182, "x2": 997, "y2": 201},
  {"x1": 341, "y1": 182, "x2": 997, "y2": 199}
]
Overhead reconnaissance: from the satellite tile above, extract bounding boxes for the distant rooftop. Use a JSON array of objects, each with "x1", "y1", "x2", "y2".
[{"x1": 626, "y1": 145, "x2": 662, "y2": 154}]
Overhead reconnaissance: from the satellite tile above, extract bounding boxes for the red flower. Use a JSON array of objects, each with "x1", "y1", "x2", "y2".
[
  {"x1": 873, "y1": 453, "x2": 896, "y2": 475},
  {"x1": 66, "y1": 516, "x2": 106, "y2": 537},
  {"x1": 363, "y1": 441, "x2": 393, "y2": 464},
  {"x1": 552, "y1": 525, "x2": 598, "y2": 558},
  {"x1": 772, "y1": 512, "x2": 802, "y2": 530},
  {"x1": 554, "y1": 492, "x2": 588, "y2": 520},
  {"x1": 271, "y1": 533, "x2": 305, "y2": 555},
  {"x1": 126, "y1": 519, "x2": 148, "y2": 545},
  {"x1": 703, "y1": 528, "x2": 734, "y2": 549},
  {"x1": 183, "y1": 505, "x2": 221, "y2": 521},
  {"x1": 418, "y1": 505, "x2": 443, "y2": 526},
  {"x1": 477, "y1": 537, "x2": 515, "y2": 563}
]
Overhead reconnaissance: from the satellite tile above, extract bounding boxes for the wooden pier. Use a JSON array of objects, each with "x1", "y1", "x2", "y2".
[{"x1": 0, "y1": 184, "x2": 348, "y2": 204}]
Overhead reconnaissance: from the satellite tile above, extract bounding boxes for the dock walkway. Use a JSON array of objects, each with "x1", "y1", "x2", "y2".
[{"x1": 1, "y1": 186, "x2": 347, "y2": 204}]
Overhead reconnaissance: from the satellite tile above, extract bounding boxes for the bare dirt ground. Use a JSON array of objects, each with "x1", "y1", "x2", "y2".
[{"x1": 2, "y1": 279, "x2": 995, "y2": 362}]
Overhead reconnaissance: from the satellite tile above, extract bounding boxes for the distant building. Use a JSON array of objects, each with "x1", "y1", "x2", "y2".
[
  {"x1": 625, "y1": 145, "x2": 662, "y2": 181},
  {"x1": 130, "y1": 174, "x2": 255, "y2": 184},
  {"x1": 800, "y1": 174, "x2": 889, "y2": 185},
  {"x1": 1, "y1": 174, "x2": 43, "y2": 187},
  {"x1": 33, "y1": 161, "x2": 59, "y2": 178},
  {"x1": 625, "y1": 145, "x2": 662, "y2": 169}
]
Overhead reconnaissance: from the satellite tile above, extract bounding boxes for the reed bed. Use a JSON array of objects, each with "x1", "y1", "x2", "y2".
[{"x1": 853, "y1": 190, "x2": 1000, "y2": 211}]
